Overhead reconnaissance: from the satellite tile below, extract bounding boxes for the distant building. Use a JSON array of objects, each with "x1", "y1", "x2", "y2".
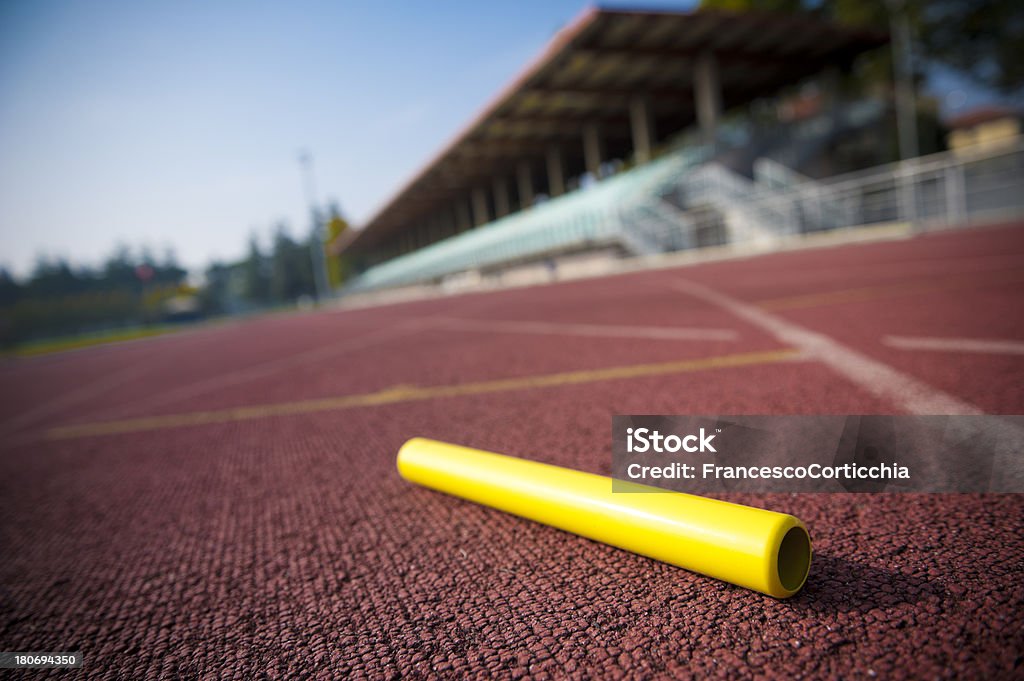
[{"x1": 946, "y1": 106, "x2": 1022, "y2": 152}]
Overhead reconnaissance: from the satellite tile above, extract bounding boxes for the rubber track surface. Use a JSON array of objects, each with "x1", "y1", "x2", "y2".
[{"x1": 2, "y1": 224, "x2": 1023, "y2": 678}]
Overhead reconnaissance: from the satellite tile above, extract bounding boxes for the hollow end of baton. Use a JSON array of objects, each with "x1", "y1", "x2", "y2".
[
  {"x1": 397, "y1": 437, "x2": 812, "y2": 598},
  {"x1": 773, "y1": 522, "x2": 812, "y2": 597}
]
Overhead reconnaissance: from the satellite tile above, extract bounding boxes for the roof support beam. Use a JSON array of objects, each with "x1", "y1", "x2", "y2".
[
  {"x1": 583, "y1": 122, "x2": 604, "y2": 180},
  {"x1": 517, "y1": 161, "x2": 535, "y2": 210},
  {"x1": 630, "y1": 96, "x2": 653, "y2": 164},
  {"x1": 487, "y1": 115, "x2": 635, "y2": 139},
  {"x1": 572, "y1": 45, "x2": 818, "y2": 69},
  {"x1": 546, "y1": 146, "x2": 565, "y2": 198},
  {"x1": 493, "y1": 177, "x2": 510, "y2": 218},
  {"x1": 440, "y1": 206, "x2": 456, "y2": 239},
  {"x1": 694, "y1": 51, "x2": 722, "y2": 144},
  {"x1": 525, "y1": 85, "x2": 693, "y2": 104},
  {"x1": 451, "y1": 139, "x2": 553, "y2": 158},
  {"x1": 456, "y1": 199, "x2": 471, "y2": 233},
  {"x1": 471, "y1": 187, "x2": 489, "y2": 227}
]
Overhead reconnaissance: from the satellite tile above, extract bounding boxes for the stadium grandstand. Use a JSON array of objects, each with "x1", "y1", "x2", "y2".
[{"x1": 331, "y1": 6, "x2": 1024, "y2": 294}]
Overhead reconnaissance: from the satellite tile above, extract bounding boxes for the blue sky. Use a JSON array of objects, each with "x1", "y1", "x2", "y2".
[{"x1": 0, "y1": 0, "x2": 1011, "y2": 278}]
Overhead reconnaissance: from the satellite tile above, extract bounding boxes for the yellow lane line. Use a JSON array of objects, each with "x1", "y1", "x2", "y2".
[
  {"x1": 757, "y1": 267, "x2": 1024, "y2": 311},
  {"x1": 45, "y1": 347, "x2": 801, "y2": 440}
]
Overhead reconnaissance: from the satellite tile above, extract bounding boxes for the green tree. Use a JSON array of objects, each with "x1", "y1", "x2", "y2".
[
  {"x1": 102, "y1": 244, "x2": 139, "y2": 291},
  {"x1": 199, "y1": 261, "x2": 229, "y2": 315},
  {"x1": 26, "y1": 257, "x2": 87, "y2": 298},
  {"x1": 699, "y1": 0, "x2": 805, "y2": 12},
  {"x1": 156, "y1": 247, "x2": 187, "y2": 286},
  {"x1": 0, "y1": 268, "x2": 21, "y2": 306},
  {"x1": 269, "y1": 223, "x2": 315, "y2": 303},
  {"x1": 0, "y1": 243, "x2": 191, "y2": 346},
  {"x1": 242, "y1": 234, "x2": 271, "y2": 304},
  {"x1": 918, "y1": 0, "x2": 1024, "y2": 94},
  {"x1": 700, "y1": 0, "x2": 1024, "y2": 94}
]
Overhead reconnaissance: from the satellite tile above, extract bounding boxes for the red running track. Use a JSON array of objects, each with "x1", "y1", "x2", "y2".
[{"x1": 1, "y1": 223, "x2": 1023, "y2": 678}]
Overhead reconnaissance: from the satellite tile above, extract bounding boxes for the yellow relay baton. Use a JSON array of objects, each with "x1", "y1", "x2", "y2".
[{"x1": 397, "y1": 438, "x2": 811, "y2": 598}]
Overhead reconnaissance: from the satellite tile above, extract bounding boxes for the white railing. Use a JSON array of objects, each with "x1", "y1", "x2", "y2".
[
  {"x1": 346, "y1": 136, "x2": 1024, "y2": 293},
  {"x1": 779, "y1": 139, "x2": 1024, "y2": 230},
  {"x1": 631, "y1": 139, "x2": 1024, "y2": 252}
]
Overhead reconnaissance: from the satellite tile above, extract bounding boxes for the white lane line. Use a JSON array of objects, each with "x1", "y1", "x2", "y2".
[
  {"x1": 436, "y1": 317, "x2": 739, "y2": 342},
  {"x1": 883, "y1": 336, "x2": 1024, "y2": 356},
  {"x1": 671, "y1": 279, "x2": 981, "y2": 415}
]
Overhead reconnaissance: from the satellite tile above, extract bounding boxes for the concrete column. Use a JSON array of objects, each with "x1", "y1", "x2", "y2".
[
  {"x1": 821, "y1": 64, "x2": 842, "y2": 131},
  {"x1": 456, "y1": 200, "x2": 471, "y2": 233},
  {"x1": 493, "y1": 177, "x2": 510, "y2": 218},
  {"x1": 546, "y1": 146, "x2": 565, "y2": 197},
  {"x1": 694, "y1": 51, "x2": 722, "y2": 144},
  {"x1": 517, "y1": 161, "x2": 535, "y2": 210},
  {"x1": 427, "y1": 214, "x2": 440, "y2": 244},
  {"x1": 471, "y1": 187, "x2": 489, "y2": 227},
  {"x1": 630, "y1": 96, "x2": 653, "y2": 164},
  {"x1": 583, "y1": 122, "x2": 604, "y2": 180},
  {"x1": 445, "y1": 206, "x2": 457, "y2": 236}
]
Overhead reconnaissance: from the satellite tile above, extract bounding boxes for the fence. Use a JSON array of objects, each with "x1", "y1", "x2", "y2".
[
  {"x1": 743, "y1": 140, "x2": 1024, "y2": 234},
  {"x1": 626, "y1": 139, "x2": 1024, "y2": 253},
  {"x1": 346, "y1": 138, "x2": 1024, "y2": 293}
]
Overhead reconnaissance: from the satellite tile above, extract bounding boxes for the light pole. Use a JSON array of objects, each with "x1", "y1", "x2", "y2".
[{"x1": 298, "y1": 149, "x2": 331, "y2": 300}]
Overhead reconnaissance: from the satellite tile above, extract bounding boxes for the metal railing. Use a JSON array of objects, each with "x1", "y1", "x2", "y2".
[
  {"x1": 346, "y1": 133, "x2": 1024, "y2": 293},
  {"x1": 628, "y1": 139, "x2": 1024, "y2": 252}
]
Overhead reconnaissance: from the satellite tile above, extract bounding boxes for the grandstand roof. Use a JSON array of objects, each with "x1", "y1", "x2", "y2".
[{"x1": 339, "y1": 7, "x2": 887, "y2": 255}]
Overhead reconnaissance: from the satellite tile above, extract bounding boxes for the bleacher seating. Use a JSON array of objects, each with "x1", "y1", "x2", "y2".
[{"x1": 346, "y1": 147, "x2": 709, "y2": 291}]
